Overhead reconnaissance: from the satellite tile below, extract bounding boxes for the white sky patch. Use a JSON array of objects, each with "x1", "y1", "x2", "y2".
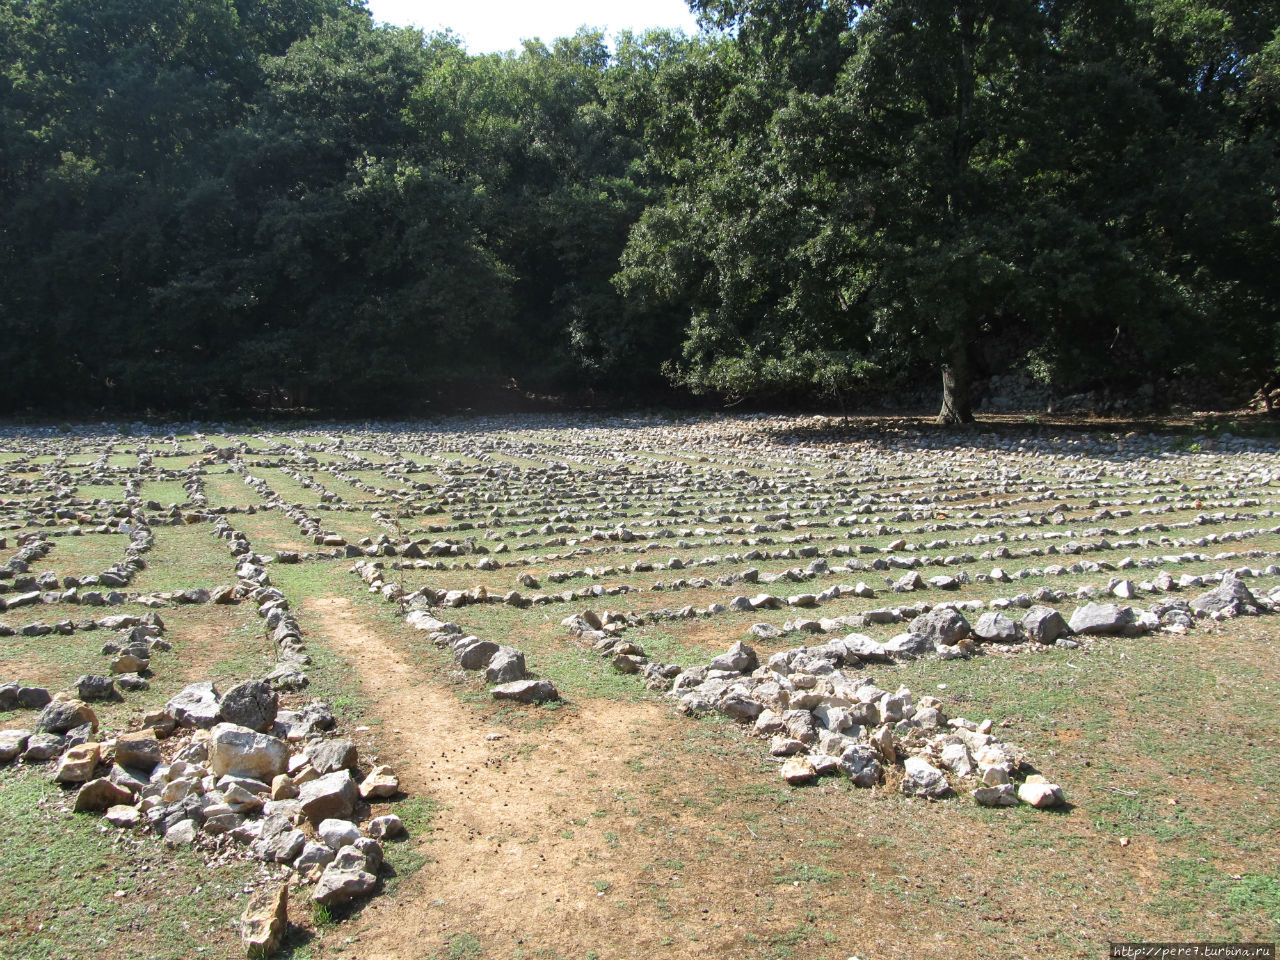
[{"x1": 363, "y1": 0, "x2": 701, "y2": 53}]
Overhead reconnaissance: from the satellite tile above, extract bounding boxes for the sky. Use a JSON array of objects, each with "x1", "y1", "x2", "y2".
[{"x1": 363, "y1": 0, "x2": 701, "y2": 54}]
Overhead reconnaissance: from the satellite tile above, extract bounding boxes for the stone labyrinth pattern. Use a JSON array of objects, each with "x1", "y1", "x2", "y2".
[{"x1": 1, "y1": 413, "x2": 1278, "y2": 929}]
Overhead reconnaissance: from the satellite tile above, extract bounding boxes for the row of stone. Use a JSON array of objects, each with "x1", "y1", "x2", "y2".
[{"x1": 352, "y1": 560, "x2": 560, "y2": 705}]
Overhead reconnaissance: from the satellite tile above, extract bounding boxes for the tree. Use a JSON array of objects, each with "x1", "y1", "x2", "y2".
[{"x1": 622, "y1": 0, "x2": 1272, "y2": 422}]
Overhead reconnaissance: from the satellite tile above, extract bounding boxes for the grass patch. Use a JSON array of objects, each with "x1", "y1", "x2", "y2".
[{"x1": 0, "y1": 769, "x2": 250, "y2": 960}]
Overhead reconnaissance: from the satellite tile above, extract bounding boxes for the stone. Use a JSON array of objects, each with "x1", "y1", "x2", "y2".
[
  {"x1": 104, "y1": 804, "x2": 141, "y2": 828},
  {"x1": 294, "y1": 840, "x2": 336, "y2": 878},
  {"x1": 117, "y1": 673, "x2": 150, "y2": 693},
  {"x1": 166, "y1": 682, "x2": 222, "y2": 729},
  {"x1": 275, "y1": 701, "x2": 334, "y2": 739},
  {"x1": 909, "y1": 607, "x2": 971, "y2": 646},
  {"x1": 114, "y1": 731, "x2": 161, "y2": 771},
  {"x1": 972, "y1": 611, "x2": 1020, "y2": 643},
  {"x1": 208, "y1": 723, "x2": 289, "y2": 782},
  {"x1": 21, "y1": 733, "x2": 64, "y2": 762},
  {"x1": 455, "y1": 638, "x2": 500, "y2": 670},
  {"x1": 0, "y1": 729, "x2": 29, "y2": 763},
  {"x1": 222, "y1": 784, "x2": 265, "y2": 815},
  {"x1": 1191, "y1": 575, "x2": 1258, "y2": 617},
  {"x1": 1067, "y1": 602, "x2": 1131, "y2": 636},
  {"x1": 1111, "y1": 579, "x2": 1137, "y2": 600},
  {"x1": 491, "y1": 679, "x2": 559, "y2": 703},
  {"x1": 839, "y1": 745, "x2": 884, "y2": 788},
  {"x1": 254, "y1": 826, "x2": 307, "y2": 863},
  {"x1": 240, "y1": 882, "x2": 288, "y2": 958},
  {"x1": 304, "y1": 738, "x2": 358, "y2": 776},
  {"x1": 837, "y1": 632, "x2": 891, "y2": 663},
  {"x1": 110, "y1": 653, "x2": 149, "y2": 674},
  {"x1": 73, "y1": 777, "x2": 134, "y2": 812},
  {"x1": 484, "y1": 646, "x2": 528, "y2": 684},
  {"x1": 0, "y1": 682, "x2": 17, "y2": 711},
  {"x1": 359, "y1": 764, "x2": 399, "y2": 800},
  {"x1": 1017, "y1": 774, "x2": 1065, "y2": 808},
  {"x1": 110, "y1": 764, "x2": 151, "y2": 792},
  {"x1": 75, "y1": 675, "x2": 119, "y2": 702},
  {"x1": 365, "y1": 814, "x2": 404, "y2": 840},
  {"x1": 940, "y1": 742, "x2": 975, "y2": 778},
  {"x1": 63, "y1": 721, "x2": 94, "y2": 749},
  {"x1": 16, "y1": 686, "x2": 52, "y2": 709},
  {"x1": 350, "y1": 837, "x2": 384, "y2": 873},
  {"x1": 271, "y1": 774, "x2": 299, "y2": 800},
  {"x1": 1021, "y1": 605, "x2": 1069, "y2": 644},
  {"x1": 973, "y1": 783, "x2": 1019, "y2": 807},
  {"x1": 35, "y1": 698, "x2": 98, "y2": 735},
  {"x1": 164, "y1": 819, "x2": 198, "y2": 847},
  {"x1": 319, "y1": 818, "x2": 361, "y2": 850},
  {"x1": 218, "y1": 680, "x2": 278, "y2": 733},
  {"x1": 900, "y1": 756, "x2": 951, "y2": 799},
  {"x1": 708, "y1": 640, "x2": 758, "y2": 674},
  {"x1": 264, "y1": 662, "x2": 309, "y2": 691},
  {"x1": 781, "y1": 755, "x2": 817, "y2": 785},
  {"x1": 312, "y1": 863, "x2": 376, "y2": 907},
  {"x1": 298, "y1": 771, "x2": 358, "y2": 822},
  {"x1": 880, "y1": 632, "x2": 932, "y2": 659},
  {"x1": 54, "y1": 742, "x2": 100, "y2": 783}
]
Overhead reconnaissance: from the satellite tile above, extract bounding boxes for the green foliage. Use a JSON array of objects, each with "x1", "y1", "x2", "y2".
[
  {"x1": 0, "y1": 0, "x2": 1276, "y2": 415},
  {"x1": 622, "y1": 0, "x2": 1280, "y2": 418}
]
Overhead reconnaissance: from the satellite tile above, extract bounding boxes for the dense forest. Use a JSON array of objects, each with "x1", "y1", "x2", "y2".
[{"x1": 0, "y1": 0, "x2": 1276, "y2": 421}]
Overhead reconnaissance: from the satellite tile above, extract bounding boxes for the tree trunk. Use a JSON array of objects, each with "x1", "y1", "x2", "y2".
[{"x1": 937, "y1": 340, "x2": 974, "y2": 425}]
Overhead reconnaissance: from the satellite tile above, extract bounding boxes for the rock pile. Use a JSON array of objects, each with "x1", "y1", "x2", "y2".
[
  {"x1": 56, "y1": 681, "x2": 403, "y2": 915},
  {"x1": 674, "y1": 639, "x2": 1063, "y2": 808},
  {"x1": 356, "y1": 559, "x2": 560, "y2": 703}
]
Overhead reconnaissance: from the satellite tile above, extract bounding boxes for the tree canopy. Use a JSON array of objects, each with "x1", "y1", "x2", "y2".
[{"x1": 0, "y1": 0, "x2": 1274, "y2": 417}]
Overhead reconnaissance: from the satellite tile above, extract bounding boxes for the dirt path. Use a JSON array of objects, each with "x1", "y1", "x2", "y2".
[{"x1": 302, "y1": 597, "x2": 760, "y2": 960}]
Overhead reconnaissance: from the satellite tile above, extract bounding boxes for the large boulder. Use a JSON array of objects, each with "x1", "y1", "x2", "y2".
[
  {"x1": 298, "y1": 771, "x2": 358, "y2": 822},
  {"x1": 218, "y1": 680, "x2": 278, "y2": 733},
  {"x1": 114, "y1": 731, "x2": 161, "y2": 771},
  {"x1": 1021, "y1": 606, "x2": 1069, "y2": 644},
  {"x1": 312, "y1": 862, "x2": 376, "y2": 907},
  {"x1": 304, "y1": 738, "x2": 358, "y2": 776},
  {"x1": 165, "y1": 682, "x2": 221, "y2": 729},
  {"x1": 484, "y1": 647, "x2": 528, "y2": 684},
  {"x1": 1191, "y1": 575, "x2": 1259, "y2": 617},
  {"x1": 35, "y1": 699, "x2": 98, "y2": 735},
  {"x1": 54, "y1": 743, "x2": 100, "y2": 783},
  {"x1": 240, "y1": 883, "x2": 289, "y2": 958},
  {"x1": 708, "y1": 641, "x2": 758, "y2": 674},
  {"x1": 972, "y1": 611, "x2": 1021, "y2": 643},
  {"x1": 208, "y1": 723, "x2": 289, "y2": 782},
  {"x1": 909, "y1": 607, "x2": 971, "y2": 647},
  {"x1": 1067, "y1": 603, "x2": 1131, "y2": 636},
  {"x1": 900, "y1": 756, "x2": 951, "y2": 799},
  {"x1": 491, "y1": 679, "x2": 559, "y2": 703},
  {"x1": 74, "y1": 777, "x2": 134, "y2": 813}
]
